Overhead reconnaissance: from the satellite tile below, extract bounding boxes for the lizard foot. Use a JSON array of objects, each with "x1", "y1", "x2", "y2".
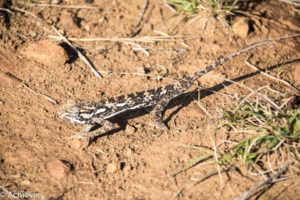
[
  {"x1": 70, "y1": 132, "x2": 93, "y2": 149},
  {"x1": 152, "y1": 118, "x2": 169, "y2": 130}
]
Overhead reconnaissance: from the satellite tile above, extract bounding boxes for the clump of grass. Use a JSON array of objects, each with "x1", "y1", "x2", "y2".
[
  {"x1": 166, "y1": 0, "x2": 240, "y2": 16},
  {"x1": 166, "y1": 0, "x2": 199, "y2": 14},
  {"x1": 220, "y1": 102, "x2": 300, "y2": 165},
  {"x1": 199, "y1": 0, "x2": 240, "y2": 16},
  {"x1": 278, "y1": 0, "x2": 300, "y2": 8},
  {"x1": 173, "y1": 98, "x2": 300, "y2": 176}
]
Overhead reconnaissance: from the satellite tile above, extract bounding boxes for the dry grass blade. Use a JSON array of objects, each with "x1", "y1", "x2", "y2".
[
  {"x1": 204, "y1": 74, "x2": 283, "y2": 113},
  {"x1": 4, "y1": 72, "x2": 58, "y2": 104},
  {"x1": 11, "y1": 6, "x2": 52, "y2": 33},
  {"x1": 174, "y1": 167, "x2": 232, "y2": 198},
  {"x1": 22, "y1": 84, "x2": 58, "y2": 105},
  {"x1": 236, "y1": 164, "x2": 290, "y2": 200},
  {"x1": 11, "y1": 7, "x2": 102, "y2": 78},
  {"x1": 130, "y1": 0, "x2": 149, "y2": 37},
  {"x1": 244, "y1": 60, "x2": 300, "y2": 93},
  {"x1": 48, "y1": 35, "x2": 186, "y2": 43},
  {"x1": 221, "y1": 99, "x2": 300, "y2": 166},
  {"x1": 27, "y1": 3, "x2": 101, "y2": 10},
  {"x1": 270, "y1": 33, "x2": 300, "y2": 41},
  {"x1": 196, "y1": 99, "x2": 212, "y2": 117},
  {"x1": 125, "y1": 41, "x2": 150, "y2": 56},
  {"x1": 0, "y1": 184, "x2": 12, "y2": 197},
  {"x1": 208, "y1": 127, "x2": 224, "y2": 187},
  {"x1": 52, "y1": 27, "x2": 102, "y2": 78},
  {"x1": 278, "y1": 0, "x2": 300, "y2": 6},
  {"x1": 0, "y1": 8, "x2": 14, "y2": 14},
  {"x1": 171, "y1": 154, "x2": 214, "y2": 176}
]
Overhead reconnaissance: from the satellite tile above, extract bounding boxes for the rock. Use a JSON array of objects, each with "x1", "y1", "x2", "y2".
[
  {"x1": 106, "y1": 163, "x2": 118, "y2": 173},
  {"x1": 293, "y1": 63, "x2": 300, "y2": 85},
  {"x1": 70, "y1": 139, "x2": 85, "y2": 149},
  {"x1": 125, "y1": 148, "x2": 133, "y2": 157},
  {"x1": 60, "y1": 11, "x2": 80, "y2": 30},
  {"x1": 22, "y1": 40, "x2": 68, "y2": 67},
  {"x1": 136, "y1": 66, "x2": 151, "y2": 74},
  {"x1": 21, "y1": 180, "x2": 31, "y2": 186},
  {"x1": 46, "y1": 159, "x2": 72, "y2": 179},
  {"x1": 232, "y1": 17, "x2": 250, "y2": 38},
  {"x1": 50, "y1": 0, "x2": 62, "y2": 4},
  {"x1": 126, "y1": 124, "x2": 136, "y2": 134}
]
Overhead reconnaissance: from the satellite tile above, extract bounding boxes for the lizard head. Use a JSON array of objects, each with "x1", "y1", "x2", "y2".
[{"x1": 58, "y1": 100, "x2": 97, "y2": 125}]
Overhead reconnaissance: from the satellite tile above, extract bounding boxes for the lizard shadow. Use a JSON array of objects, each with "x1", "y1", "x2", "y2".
[
  {"x1": 90, "y1": 58, "x2": 300, "y2": 142},
  {"x1": 164, "y1": 58, "x2": 300, "y2": 124}
]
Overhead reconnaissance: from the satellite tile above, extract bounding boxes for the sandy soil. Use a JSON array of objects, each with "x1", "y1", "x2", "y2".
[{"x1": 1, "y1": 0, "x2": 300, "y2": 199}]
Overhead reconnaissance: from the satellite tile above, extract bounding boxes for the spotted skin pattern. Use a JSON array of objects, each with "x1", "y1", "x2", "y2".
[{"x1": 59, "y1": 39, "x2": 273, "y2": 146}]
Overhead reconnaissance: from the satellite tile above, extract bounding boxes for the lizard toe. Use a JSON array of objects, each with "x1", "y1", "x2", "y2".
[
  {"x1": 152, "y1": 119, "x2": 169, "y2": 130},
  {"x1": 70, "y1": 132, "x2": 92, "y2": 148}
]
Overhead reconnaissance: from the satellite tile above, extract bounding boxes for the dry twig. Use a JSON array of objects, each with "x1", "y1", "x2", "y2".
[
  {"x1": 4, "y1": 72, "x2": 58, "y2": 105},
  {"x1": 48, "y1": 35, "x2": 186, "y2": 43},
  {"x1": 244, "y1": 60, "x2": 300, "y2": 93},
  {"x1": 130, "y1": 0, "x2": 149, "y2": 37},
  {"x1": 0, "y1": 7, "x2": 13, "y2": 14},
  {"x1": 174, "y1": 167, "x2": 232, "y2": 198},
  {"x1": 27, "y1": 3, "x2": 101, "y2": 10},
  {"x1": 0, "y1": 185, "x2": 11, "y2": 196},
  {"x1": 11, "y1": 6, "x2": 101, "y2": 78},
  {"x1": 237, "y1": 164, "x2": 290, "y2": 200},
  {"x1": 204, "y1": 74, "x2": 283, "y2": 113},
  {"x1": 52, "y1": 27, "x2": 102, "y2": 78},
  {"x1": 196, "y1": 91, "x2": 212, "y2": 117}
]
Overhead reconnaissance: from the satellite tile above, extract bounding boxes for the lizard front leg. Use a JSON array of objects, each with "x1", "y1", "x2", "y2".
[
  {"x1": 71, "y1": 118, "x2": 118, "y2": 147},
  {"x1": 150, "y1": 97, "x2": 172, "y2": 130},
  {"x1": 84, "y1": 124, "x2": 97, "y2": 132}
]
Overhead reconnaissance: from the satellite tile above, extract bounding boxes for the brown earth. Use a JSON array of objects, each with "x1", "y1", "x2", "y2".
[{"x1": 1, "y1": 0, "x2": 300, "y2": 199}]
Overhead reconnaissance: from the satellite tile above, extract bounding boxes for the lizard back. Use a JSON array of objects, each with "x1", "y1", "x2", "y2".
[{"x1": 59, "y1": 84, "x2": 179, "y2": 124}]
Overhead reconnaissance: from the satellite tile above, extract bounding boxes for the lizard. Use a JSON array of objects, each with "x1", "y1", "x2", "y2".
[{"x1": 58, "y1": 35, "x2": 299, "y2": 147}]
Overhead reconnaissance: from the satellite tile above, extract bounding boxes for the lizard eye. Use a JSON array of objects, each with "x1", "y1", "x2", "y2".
[
  {"x1": 58, "y1": 100, "x2": 80, "y2": 118},
  {"x1": 69, "y1": 106, "x2": 80, "y2": 114},
  {"x1": 64, "y1": 100, "x2": 80, "y2": 113},
  {"x1": 66, "y1": 100, "x2": 76, "y2": 109}
]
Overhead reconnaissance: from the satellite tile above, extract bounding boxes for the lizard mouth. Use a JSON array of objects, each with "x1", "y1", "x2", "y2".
[
  {"x1": 57, "y1": 110, "x2": 68, "y2": 120},
  {"x1": 58, "y1": 109, "x2": 87, "y2": 125}
]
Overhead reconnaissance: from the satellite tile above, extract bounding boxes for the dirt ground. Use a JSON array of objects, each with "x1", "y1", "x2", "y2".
[{"x1": 1, "y1": 0, "x2": 300, "y2": 199}]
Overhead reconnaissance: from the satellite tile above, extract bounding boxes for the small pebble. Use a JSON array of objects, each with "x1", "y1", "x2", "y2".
[
  {"x1": 50, "y1": 0, "x2": 62, "y2": 4},
  {"x1": 136, "y1": 66, "x2": 151, "y2": 74},
  {"x1": 21, "y1": 180, "x2": 31, "y2": 186},
  {"x1": 60, "y1": 11, "x2": 80, "y2": 30},
  {"x1": 125, "y1": 148, "x2": 133, "y2": 157},
  {"x1": 23, "y1": 40, "x2": 68, "y2": 67},
  {"x1": 232, "y1": 17, "x2": 250, "y2": 38},
  {"x1": 126, "y1": 124, "x2": 136, "y2": 134},
  {"x1": 46, "y1": 159, "x2": 71, "y2": 179},
  {"x1": 106, "y1": 163, "x2": 118, "y2": 173},
  {"x1": 70, "y1": 139, "x2": 85, "y2": 149}
]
